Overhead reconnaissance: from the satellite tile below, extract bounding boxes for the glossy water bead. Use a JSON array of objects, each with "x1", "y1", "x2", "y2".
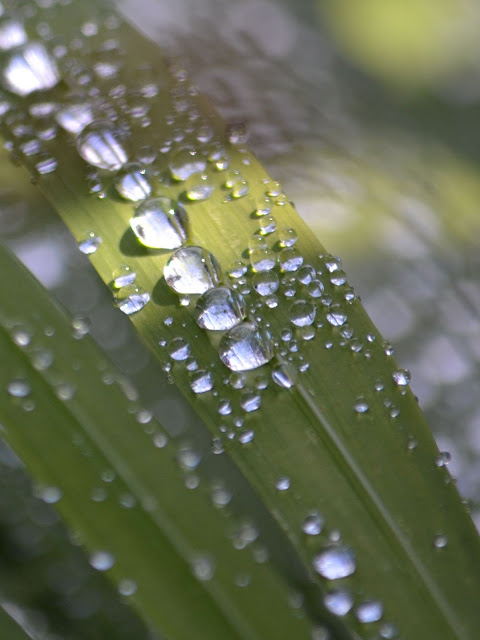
[
  {"x1": 219, "y1": 322, "x2": 274, "y2": 371},
  {"x1": 130, "y1": 197, "x2": 188, "y2": 249},
  {"x1": 76, "y1": 120, "x2": 128, "y2": 171},
  {"x1": 164, "y1": 246, "x2": 222, "y2": 294}
]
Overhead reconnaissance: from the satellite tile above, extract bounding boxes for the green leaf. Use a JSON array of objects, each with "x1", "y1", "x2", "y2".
[
  {"x1": 0, "y1": 244, "x2": 312, "y2": 640},
  {"x1": 0, "y1": 0, "x2": 479, "y2": 639}
]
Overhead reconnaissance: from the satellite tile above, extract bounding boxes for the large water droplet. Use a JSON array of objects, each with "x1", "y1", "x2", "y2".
[
  {"x1": 114, "y1": 162, "x2": 152, "y2": 201},
  {"x1": 0, "y1": 19, "x2": 27, "y2": 51},
  {"x1": 289, "y1": 300, "x2": 316, "y2": 327},
  {"x1": 249, "y1": 248, "x2": 276, "y2": 272},
  {"x1": 164, "y1": 246, "x2": 221, "y2": 294},
  {"x1": 89, "y1": 550, "x2": 115, "y2": 571},
  {"x1": 112, "y1": 264, "x2": 136, "y2": 288},
  {"x1": 252, "y1": 271, "x2": 279, "y2": 296},
  {"x1": 2, "y1": 42, "x2": 60, "y2": 96},
  {"x1": 168, "y1": 337, "x2": 190, "y2": 361},
  {"x1": 194, "y1": 286, "x2": 246, "y2": 331},
  {"x1": 169, "y1": 146, "x2": 206, "y2": 181},
  {"x1": 130, "y1": 197, "x2": 188, "y2": 249},
  {"x1": 76, "y1": 120, "x2": 128, "y2": 170},
  {"x1": 219, "y1": 322, "x2": 274, "y2": 371},
  {"x1": 7, "y1": 378, "x2": 31, "y2": 398},
  {"x1": 279, "y1": 247, "x2": 303, "y2": 272},
  {"x1": 356, "y1": 600, "x2": 383, "y2": 623},
  {"x1": 324, "y1": 589, "x2": 353, "y2": 616},
  {"x1": 114, "y1": 285, "x2": 150, "y2": 314},
  {"x1": 313, "y1": 546, "x2": 356, "y2": 580}
]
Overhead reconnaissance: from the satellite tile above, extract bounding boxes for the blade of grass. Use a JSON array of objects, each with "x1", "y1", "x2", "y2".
[
  {"x1": 0, "y1": 244, "x2": 314, "y2": 640},
  {"x1": 0, "y1": 605, "x2": 36, "y2": 640},
  {"x1": 0, "y1": 1, "x2": 479, "y2": 639}
]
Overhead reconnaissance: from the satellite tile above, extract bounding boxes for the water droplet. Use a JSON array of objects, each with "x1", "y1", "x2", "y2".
[
  {"x1": 384, "y1": 342, "x2": 394, "y2": 356},
  {"x1": 324, "y1": 589, "x2": 353, "y2": 616},
  {"x1": 240, "y1": 391, "x2": 261, "y2": 413},
  {"x1": 114, "y1": 285, "x2": 150, "y2": 314},
  {"x1": 307, "y1": 279, "x2": 325, "y2": 298},
  {"x1": 2, "y1": 42, "x2": 60, "y2": 96},
  {"x1": 289, "y1": 300, "x2": 316, "y2": 327},
  {"x1": 194, "y1": 287, "x2": 246, "y2": 331},
  {"x1": 77, "y1": 231, "x2": 101, "y2": 256},
  {"x1": 112, "y1": 264, "x2": 136, "y2": 288},
  {"x1": 55, "y1": 98, "x2": 94, "y2": 134},
  {"x1": 326, "y1": 305, "x2": 347, "y2": 327},
  {"x1": 313, "y1": 546, "x2": 356, "y2": 580},
  {"x1": 76, "y1": 120, "x2": 128, "y2": 170},
  {"x1": 37, "y1": 486, "x2": 63, "y2": 504},
  {"x1": 169, "y1": 146, "x2": 206, "y2": 181},
  {"x1": 167, "y1": 337, "x2": 190, "y2": 361},
  {"x1": 279, "y1": 247, "x2": 303, "y2": 272},
  {"x1": 302, "y1": 512, "x2": 324, "y2": 535},
  {"x1": 218, "y1": 399, "x2": 232, "y2": 416},
  {"x1": 379, "y1": 622, "x2": 399, "y2": 639},
  {"x1": 392, "y1": 368, "x2": 411, "y2": 386},
  {"x1": 258, "y1": 215, "x2": 276, "y2": 235},
  {"x1": 114, "y1": 162, "x2": 151, "y2": 201},
  {"x1": 192, "y1": 555, "x2": 215, "y2": 581},
  {"x1": 130, "y1": 196, "x2": 188, "y2": 249},
  {"x1": 272, "y1": 362, "x2": 296, "y2": 389},
  {"x1": 89, "y1": 550, "x2": 115, "y2": 571},
  {"x1": 35, "y1": 154, "x2": 57, "y2": 174},
  {"x1": 297, "y1": 265, "x2": 316, "y2": 285},
  {"x1": 227, "y1": 260, "x2": 247, "y2": 279},
  {"x1": 164, "y1": 246, "x2": 222, "y2": 295},
  {"x1": 433, "y1": 533, "x2": 448, "y2": 549},
  {"x1": 226, "y1": 120, "x2": 248, "y2": 145},
  {"x1": 239, "y1": 429, "x2": 255, "y2": 444},
  {"x1": 354, "y1": 397, "x2": 369, "y2": 413},
  {"x1": 185, "y1": 176, "x2": 214, "y2": 201},
  {"x1": 330, "y1": 270, "x2": 347, "y2": 286},
  {"x1": 0, "y1": 19, "x2": 27, "y2": 51},
  {"x1": 279, "y1": 227, "x2": 298, "y2": 247},
  {"x1": 276, "y1": 476, "x2": 290, "y2": 491},
  {"x1": 249, "y1": 248, "x2": 276, "y2": 272},
  {"x1": 189, "y1": 369, "x2": 213, "y2": 394},
  {"x1": 356, "y1": 600, "x2": 383, "y2": 623},
  {"x1": 177, "y1": 446, "x2": 201, "y2": 470},
  {"x1": 219, "y1": 322, "x2": 274, "y2": 371},
  {"x1": 118, "y1": 579, "x2": 137, "y2": 596},
  {"x1": 435, "y1": 451, "x2": 451, "y2": 467},
  {"x1": 252, "y1": 271, "x2": 279, "y2": 296}
]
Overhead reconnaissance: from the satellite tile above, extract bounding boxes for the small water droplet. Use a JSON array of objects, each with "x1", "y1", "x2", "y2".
[
  {"x1": 0, "y1": 19, "x2": 27, "y2": 51},
  {"x1": 252, "y1": 271, "x2": 279, "y2": 296},
  {"x1": 219, "y1": 322, "x2": 274, "y2": 371},
  {"x1": 164, "y1": 246, "x2": 222, "y2": 294},
  {"x1": 392, "y1": 368, "x2": 411, "y2": 386},
  {"x1": 239, "y1": 429, "x2": 255, "y2": 444},
  {"x1": 114, "y1": 162, "x2": 152, "y2": 201},
  {"x1": 112, "y1": 264, "x2": 136, "y2": 288},
  {"x1": 307, "y1": 279, "x2": 325, "y2": 298},
  {"x1": 435, "y1": 451, "x2": 451, "y2": 467},
  {"x1": 185, "y1": 176, "x2": 214, "y2": 201},
  {"x1": 35, "y1": 154, "x2": 57, "y2": 174},
  {"x1": 114, "y1": 285, "x2": 150, "y2": 314},
  {"x1": 130, "y1": 196, "x2": 188, "y2": 249},
  {"x1": 89, "y1": 550, "x2": 115, "y2": 571},
  {"x1": 226, "y1": 120, "x2": 248, "y2": 145},
  {"x1": 2, "y1": 42, "x2": 60, "y2": 96},
  {"x1": 118, "y1": 578, "x2": 137, "y2": 596},
  {"x1": 76, "y1": 120, "x2": 128, "y2": 170},
  {"x1": 167, "y1": 337, "x2": 190, "y2": 361},
  {"x1": 433, "y1": 533, "x2": 448, "y2": 549},
  {"x1": 302, "y1": 512, "x2": 324, "y2": 535},
  {"x1": 177, "y1": 446, "x2": 201, "y2": 470},
  {"x1": 354, "y1": 397, "x2": 369, "y2": 413},
  {"x1": 194, "y1": 286, "x2": 246, "y2": 331},
  {"x1": 240, "y1": 391, "x2": 261, "y2": 413},
  {"x1": 276, "y1": 476, "x2": 290, "y2": 491},
  {"x1": 271, "y1": 362, "x2": 296, "y2": 389},
  {"x1": 313, "y1": 546, "x2": 356, "y2": 580},
  {"x1": 356, "y1": 600, "x2": 383, "y2": 623},
  {"x1": 189, "y1": 369, "x2": 214, "y2": 394},
  {"x1": 324, "y1": 589, "x2": 353, "y2": 616},
  {"x1": 227, "y1": 260, "x2": 247, "y2": 279},
  {"x1": 192, "y1": 555, "x2": 215, "y2": 581},
  {"x1": 258, "y1": 215, "x2": 276, "y2": 235},
  {"x1": 330, "y1": 270, "x2": 347, "y2": 286},
  {"x1": 278, "y1": 227, "x2": 298, "y2": 247}
]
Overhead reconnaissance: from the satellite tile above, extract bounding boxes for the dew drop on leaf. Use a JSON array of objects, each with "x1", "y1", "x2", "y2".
[
  {"x1": 112, "y1": 264, "x2": 136, "y2": 288},
  {"x1": 289, "y1": 300, "x2": 316, "y2": 327},
  {"x1": 114, "y1": 285, "x2": 150, "y2": 315},
  {"x1": 2, "y1": 42, "x2": 60, "y2": 96},
  {"x1": 354, "y1": 397, "x2": 369, "y2": 413},
  {"x1": 167, "y1": 337, "x2": 190, "y2": 361},
  {"x1": 356, "y1": 600, "x2": 384, "y2": 623},
  {"x1": 89, "y1": 550, "x2": 115, "y2": 571},
  {"x1": 324, "y1": 589, "x2": 353, "y2": 616},
  {"x1": 130, "y1": 196, "x2": 188, "y2": 249},
  {"x1": 193, "y1": 287, "x2": 246, "y2": 331},
  {"x1": 169, "y1": 146, "x2": 206, "y2": 181},
  {"x1": 219, "y1": 322, "x2": 274, "y2": 371},
  {"x1": 392, "y1": 368, "x2": 411, "y2": 386},
  {"x1": 189, "y1": 369, "x2": 214, "y2": 394},
  {"x1": 77, "y1": 230, "x2": 102, "y2": 254},
  {"x1": 7, "y1": 378, "x2": 31, "y2": 398},
  {"x1": 164, "y1": 246, "x2": 222, "y2": 294},
  {"x1": 313, "y1": 546, "x2": 356, "y2": 580},
  {"x1": 114, "y1": 162, "x2": 152, "y2": 201},
  {"x1": 302, "y1": 512, "x2": 324, "y2": 536},
  {"x1": 76, "y1": 120, "x2": 128, "y2": 170}
]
